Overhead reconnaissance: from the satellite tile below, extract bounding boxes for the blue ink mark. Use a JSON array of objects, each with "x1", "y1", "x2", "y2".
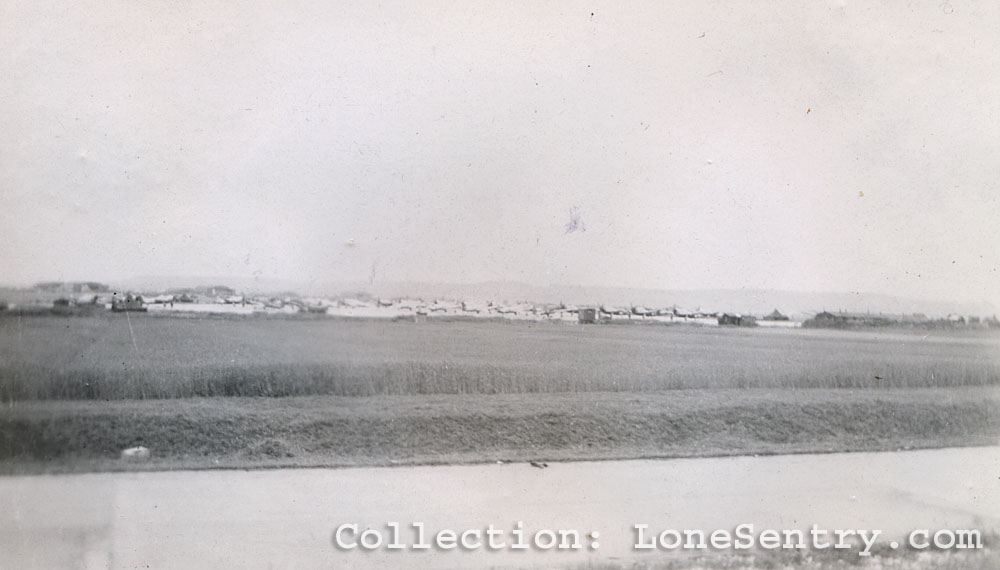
[{"x1": 565, "y1": 206, "x2": 586, "y2": 234}]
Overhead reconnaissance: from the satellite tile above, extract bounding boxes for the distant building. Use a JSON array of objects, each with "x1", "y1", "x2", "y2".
[
  {"x1": 111, "y1": 293, "x2": 147, "y2": 312},
  {"x1": 51, "y1": 298, "x2": 75, "y2": 315},
  {"x1": 762, "y1": 309, "x2": 789, "y2": 321},
  {"x1": 51, "y1": 296, "x2": 105, "y2": 315},
  {"x1": 718, "y1": 313, "x2": 757, "y2": 327}
]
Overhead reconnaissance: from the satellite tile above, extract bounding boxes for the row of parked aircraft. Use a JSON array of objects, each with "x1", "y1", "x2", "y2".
[
  {"x1": 37, "y1": 289, "x2": 782, "y2": 323},
  {"x1": 338, "y1": 298, "x2": 730, "y2": 319},
  {"x1": 133, "y1": 292, "x2": 742, "y2": 319}
]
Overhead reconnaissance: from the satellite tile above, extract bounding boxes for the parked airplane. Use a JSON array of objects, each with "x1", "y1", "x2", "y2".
[
  {"x1": 631, "y1": 306, "x2": 655, "y2": 317},
  {"x1": 600, "y1": 305, "x2": 630, "y2": 317}
]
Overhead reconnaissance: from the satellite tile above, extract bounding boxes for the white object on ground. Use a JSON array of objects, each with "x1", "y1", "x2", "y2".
[{"x1": 121, "y1": 446, "x2": 151, "y2": 461}]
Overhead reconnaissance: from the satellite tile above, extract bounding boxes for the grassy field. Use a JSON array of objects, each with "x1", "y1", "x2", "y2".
[
  {"x1": 1, "y1": 314, "x2": 998, "y2": 472},
  {"x1": 1, "y1": 314, "x2": 998, "y2": 400}
]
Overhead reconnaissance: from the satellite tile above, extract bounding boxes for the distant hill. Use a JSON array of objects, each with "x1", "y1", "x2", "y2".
[
  {"x1": 32, "y1": 281, "x2": 110, "y2": 293},
  {"x1": 111, "y1": 275, "x2": 312, "y2": 297}
]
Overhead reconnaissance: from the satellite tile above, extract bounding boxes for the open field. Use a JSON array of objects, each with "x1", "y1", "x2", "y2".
[
  {"x1": 1, "y1": 315, "x2": 998, "y2": 473},
  {"x1": 1, "y1": 314, "x2": 998, "y2": 400}
]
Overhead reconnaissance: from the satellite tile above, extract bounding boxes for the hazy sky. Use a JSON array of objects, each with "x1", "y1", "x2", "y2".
[{"x1": 2, "y1": 1, "x2": 998, "y2": 304}]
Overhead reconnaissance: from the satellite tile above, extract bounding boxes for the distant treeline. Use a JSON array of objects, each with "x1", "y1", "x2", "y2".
[{"x1": 804, "y1": 311, "x2": 1000, "y2": 330}]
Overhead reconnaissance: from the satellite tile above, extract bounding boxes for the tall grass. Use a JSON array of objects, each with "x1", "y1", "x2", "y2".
[
  {"x1": 3, "y1": 358, "x2": 999, "y2": 401},
  {"x1": 1, "y1": 315, "x2": 998, "y2": 401}
]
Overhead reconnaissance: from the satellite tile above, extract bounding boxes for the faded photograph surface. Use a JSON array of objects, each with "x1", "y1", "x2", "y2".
[{"x1": 1, "y1": 2, "x2": 999, "y2": 569}]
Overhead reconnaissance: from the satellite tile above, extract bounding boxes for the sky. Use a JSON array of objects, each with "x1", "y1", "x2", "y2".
[{"x1": 2, "y1": 1, "x2": 998, "y2": 305}]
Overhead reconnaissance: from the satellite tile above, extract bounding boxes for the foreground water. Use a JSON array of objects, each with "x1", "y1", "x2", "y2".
[{"x1": 1, "y1": 447, "x2": 998, "y2": 569}]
